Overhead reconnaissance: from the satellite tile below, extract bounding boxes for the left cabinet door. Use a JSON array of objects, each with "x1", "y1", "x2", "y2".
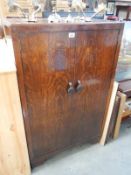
[{"x1": 19, "y1": 32, "x2": 76, "y2": 166}]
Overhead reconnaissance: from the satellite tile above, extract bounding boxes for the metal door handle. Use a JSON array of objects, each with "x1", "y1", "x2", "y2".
[
  {"x1": 76, "y1": 80, "x2": 84, "y2": 93},
  {"x1": 67, "y1": 82, "x2": 75, "y2": 95}
]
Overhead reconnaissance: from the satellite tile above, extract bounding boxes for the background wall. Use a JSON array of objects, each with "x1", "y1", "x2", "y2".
[
  {"x1": 0, "y1": 0, "x2": 8, "y2": 16},
  {"x1": 0, "y1": 0, "x2": 34, "y2": 17},
  {"x1": 0, "y1": 0, "x2": 107, "y2": 17}
]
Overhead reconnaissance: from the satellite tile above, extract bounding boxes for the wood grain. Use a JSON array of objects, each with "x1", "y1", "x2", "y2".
[
  {"x1": 11, "y1": 22, "x2": 124, "y2": 167},
  {"x1": 100, "y1": 81, "x2": 118, "y2": 145},
  {"x1": 0, "y1": 72, "x2": 31, "y2": 175},
  {"x1": 113, "y1": 91, "x2": 127, "y2": 139}
]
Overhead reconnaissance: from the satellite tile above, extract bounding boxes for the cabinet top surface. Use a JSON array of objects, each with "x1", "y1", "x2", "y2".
[
  {"x1": 4, "y1": 18, "x2": 124, "y2": 29},
  {"x1": 6, "y1": 18, "x2": 124, "y2": 33},
  {"x1": 8, "y1": 18, "x2": 124, "y2": 25}
]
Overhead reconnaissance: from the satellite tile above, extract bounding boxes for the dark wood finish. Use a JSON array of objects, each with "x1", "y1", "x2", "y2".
[
  {"x1": 0, "y1": 24, "x2": 11, "y2": 39},
  {"x1": 119, "y1": 79, "x2": 131, "y2": 98},
  {"x1": 116, "y1": 5, "x2": 131, "y2": 20},
  {"x1": 11, "y1": 21, "x2": 124, "y2": 167},
  {"x1": 0, "y1": 26, "x2": 4, "y2": 39},
  {"x1": 106, "y1": 95, "x2": 121, "y2": 142}
]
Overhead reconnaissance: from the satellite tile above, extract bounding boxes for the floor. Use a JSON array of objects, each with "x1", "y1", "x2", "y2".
[{"x1": 32, "y1": 118, "x2": 131, "y2": 175}]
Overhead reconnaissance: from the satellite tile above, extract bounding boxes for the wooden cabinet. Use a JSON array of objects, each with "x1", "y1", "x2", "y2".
[{"x1": 11, "y1": 22, "x2": 124, "y2": 167}]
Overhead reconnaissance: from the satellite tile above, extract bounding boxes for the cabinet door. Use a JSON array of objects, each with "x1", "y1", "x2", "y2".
[
  {"x1": 73, "y1": 30, "x2": 120, "y2": 142},
  {"x1": 20, "y1": 32, "x2": 77, "y2": 164}
]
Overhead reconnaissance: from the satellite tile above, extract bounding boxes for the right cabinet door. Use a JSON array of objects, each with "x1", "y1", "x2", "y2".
[{"x1": 74, "y1": 30, "x2": 120, "y2": 141}]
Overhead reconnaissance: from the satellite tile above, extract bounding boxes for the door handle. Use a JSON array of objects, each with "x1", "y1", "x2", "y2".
[
  {"x1": 67, "y1": 82, "x2": 75, "y2": 95},
  {"x1": 76, "y1": 80, "x2": 84, "y2": 93}
]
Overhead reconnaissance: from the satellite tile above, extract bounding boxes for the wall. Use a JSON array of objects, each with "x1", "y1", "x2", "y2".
[
  {"x1": 0, "y1": 0, "x2": 33, "y2": 17},
  {"x1": 0, "y1": 0, "x2": 107, "y2": 17}
]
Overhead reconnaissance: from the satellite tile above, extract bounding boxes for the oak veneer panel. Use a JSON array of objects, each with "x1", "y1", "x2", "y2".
[
  {"x1": 100, "y1": 81, "x2": 118, "y2": 145},
  {"x1": 11, "y1": 22, "x2": 124, "y2": 167},
  {"x1": 0, "y1": 72, "x2": 31, "y2": 175}
]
